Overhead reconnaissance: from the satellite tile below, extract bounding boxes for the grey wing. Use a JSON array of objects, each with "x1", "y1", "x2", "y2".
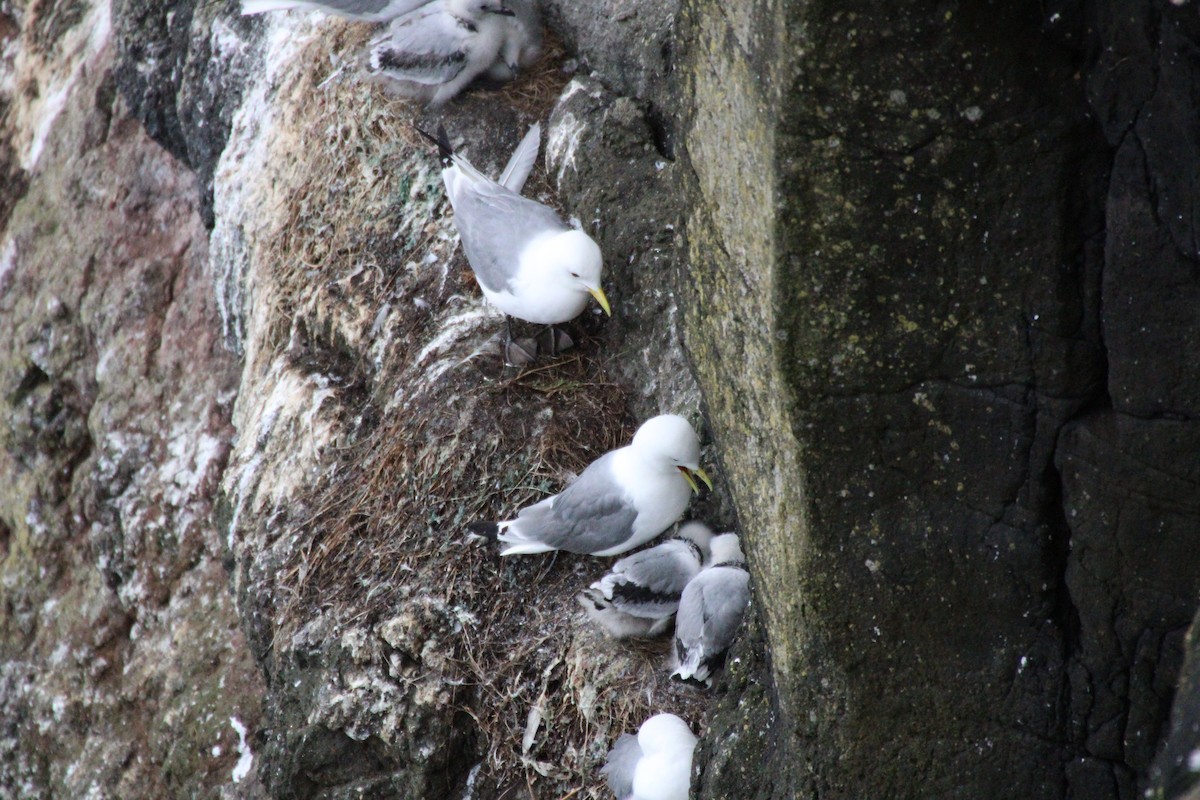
[
  {"x1": 314, "y1": 0, "x2": 427, "y2": 17},
  {"x1": 514, "y1": 453, "x2": 637, "y2": 554},
  {"x1": 600, "y1": 733, "x2": 641, "y2": 800},
  {"x1": 368, "y1": 7, "x2": 471, "y2": 85},
  {"x1": 675, "y1": 579, "x2": 704, "y2": 645},
  {"x1": 695, "y1": 567, "x2": 751, "y2": 653},
  {"x1": 451, "y1": 179, "x2": 567, "y2": 292},
  {"x1": 612, "y1": 541, "x2": 701, "y2": 597}
]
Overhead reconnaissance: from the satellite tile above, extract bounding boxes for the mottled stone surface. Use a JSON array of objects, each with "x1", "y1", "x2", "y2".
[
  {"x1": 5, "y1": 0, "x2": 1200, "y2": 798},
  {"x1": 545, "y1": 0, "x2": 682, "y2": 151},
  {"x1": 113, "y1": 0, "x2": 261, "y2": 226},
  {"x1": 679, "y1": 0, "x2": 1200, "y2": 799},
  {"x1": 0, "y1": 2, "x2": 265, "y2": 797}
]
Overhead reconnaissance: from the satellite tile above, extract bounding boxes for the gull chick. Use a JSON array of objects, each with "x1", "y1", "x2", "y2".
[
  {"x1": 601, "y1": 713, "x2": 697, "y2": 800},
  {"x1": 241, "y1": 0, "x2": 430, "y2": 21},
  {"x1": 484, "y1": 0, "x2": 544, "y2": 82},
  {"x1": 577, "y1": 521, "x2": 714, "y2": 638},
  {"x1": 672, "y1": 533, "x2": 751, "y2": 686},
  {"x1": 367, "y1": 0, "x2": 516, "y2": 108},
  {"x1": 469, "y1": 415, "x2": 712, "y2": 557}
]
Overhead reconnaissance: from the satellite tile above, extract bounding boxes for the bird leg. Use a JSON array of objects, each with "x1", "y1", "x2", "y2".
[
  {"x1": 535, "y1": 325, "x2": 574, "y2": 356},
  {"x1": 503, "y1": 316, "x2": 537, "y2": 366}
]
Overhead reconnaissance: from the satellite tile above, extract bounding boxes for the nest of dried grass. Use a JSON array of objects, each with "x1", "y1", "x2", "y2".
[{"x1": 243, "y1": 20, "x2": 710, "y2": 798}]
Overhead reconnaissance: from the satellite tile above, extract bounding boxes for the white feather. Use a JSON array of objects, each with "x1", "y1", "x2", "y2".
[
  {"x1": 241, "y1": 0, "x2": 429, "y2": 21},
  {"x1": 602, "y1": 714, "x2": 696, "y2": 800},
  {"x1": 497, "y1": 122, "x2": 540, "y2": 193}
]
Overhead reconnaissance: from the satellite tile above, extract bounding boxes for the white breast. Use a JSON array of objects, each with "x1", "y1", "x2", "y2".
[
  {"x1": 602, "y1": 448, "x2": 692, "y2": 556},
  {"x1": 480, "y1": 231, "x2": 591, "y2": 324}
]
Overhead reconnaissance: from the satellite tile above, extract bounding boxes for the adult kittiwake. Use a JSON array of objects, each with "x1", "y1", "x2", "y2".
[
  {"x1": 469, "y1": 415, "x2": 711, "y2": 557},
  {"x1": 241, "y1": 0, "x2": 429, "y2": 20},
  {"x1": 367, "y1": 0, "x2": 517, "y2": 107},
  {"x1": 418, "y1": 122, "x2": 609, "y2": 362},
  {"x1": 601, "y1": 713, "x2": 697, "y2": 800},
  {"x1": 577, "y1": 521, "x2": 713, "y2": 638},
  {"x1": 672, "y1": 533, "x2": 750, "y2": 686}
]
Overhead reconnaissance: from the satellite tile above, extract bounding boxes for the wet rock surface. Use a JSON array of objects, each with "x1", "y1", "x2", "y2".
[{"x1": 113, "y1": 0, "x2": 262, "y2": 226}]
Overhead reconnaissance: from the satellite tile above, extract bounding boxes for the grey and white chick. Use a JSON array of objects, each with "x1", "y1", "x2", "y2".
[
  {"x1": 577, "y1": 521, "x2": 713, "y2": 639},
  {"x1": 601, "y1": 713, "x2": 697, "y2": 800},
  {"x1": 671, "y1": 532, "x2": 750, "y2": 686},
  {"x1": 366, "y1": 0, "x2": 516, "y2": 107},
  {"x1": 241, "y1": 0, "x2": 430, "y2": 22},
  {"x1": 483, "y1": 0, "x2": 543, "y2": 82}
]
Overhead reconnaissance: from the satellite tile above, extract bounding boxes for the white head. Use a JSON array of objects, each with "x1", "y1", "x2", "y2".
[
  {"x1": 637, "y1": 713, "x2": 697, "y2": 755},
  {"x1": 630, "y1": 414, "x2": 711, "y2": 491},
  {"x1": 542, "y1": 229, "x2": 609, "y2": 315},
  {"x1": 709, "y1": 533, "x2": 745, "y2": 565},
  {"x1": 676, "y1": 521, "x2": 715, "y2": 558}
]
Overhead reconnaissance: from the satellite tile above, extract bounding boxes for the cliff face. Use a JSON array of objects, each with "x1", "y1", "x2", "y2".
[
  {"x1": 0, "y1": 2, "x2": 264, "y2": 796},
  {"x1": 683, "y1": 1, "x2": 1200, "y2": 799},
  {"x1": 2, "y1": 1, "x2": 1200, "y2": 799}
]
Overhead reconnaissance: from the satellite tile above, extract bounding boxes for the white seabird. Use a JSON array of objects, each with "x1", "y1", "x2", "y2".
[
  {"x1": 241, "y1": 0, "x2": 429, "y2": 20},
  {"x1": 672, "y1": 533, "x2": 750, "y2": 686},
  {"x1": 577, "y1": 521, "x2": 714, "y2": 638},
  {"x1": 469, "y1": 415, "x2": 712, "y2": 557},
  {"x1": 418, "y1": 121, "x2": 610, "y2": 361},
  {"x1": 367, "y1": 0, "x2": 518, "y2": 108},
  {"x1": 601, "y1": 713, "x2": 697, "y2": 800}
]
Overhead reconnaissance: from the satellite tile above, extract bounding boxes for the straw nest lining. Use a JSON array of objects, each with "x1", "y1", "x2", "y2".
[{"x1": 243, "y1": 20, "x2": 709, "y2": 797}]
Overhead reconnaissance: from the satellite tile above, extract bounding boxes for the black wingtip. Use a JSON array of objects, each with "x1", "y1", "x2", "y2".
[
  {"x1": 466, "y1": 521, "x2": 499, "y2": 541},
  {"x1": 413, "y1": 122, "x2": 454, "y2": 167},
  {"x1": 578, "y1": 588, "x2": 608, "y2": 611}
]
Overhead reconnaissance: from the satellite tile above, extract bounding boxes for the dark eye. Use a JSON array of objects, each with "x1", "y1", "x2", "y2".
[{"x1": 570, "y1": 272, "x2": 579, "y2": 278}]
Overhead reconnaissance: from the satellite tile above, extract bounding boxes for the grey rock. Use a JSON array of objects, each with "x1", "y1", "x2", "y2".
[
  {"x1": 0, "y1": 4, "x2": 267, "y2": 796},
  {"x1": 678, "y1": 0, "x2": 1200, "y2": 798}
]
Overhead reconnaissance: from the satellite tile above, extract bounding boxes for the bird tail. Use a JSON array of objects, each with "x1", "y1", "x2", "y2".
[
  {"x1": 670, "y1": 640, "x2": 715, "y2": 686},
  {"x1": 465, "y1": 521, "x2": 499, "y2": 541},
  {"x1": 467, "y1": 520, "x2": 554, "y2": 555},
  {"x1": 413, "y1": 123, "x2": 454, "y2": 168},
  {"x1": 579, "y1": 589, "x2": 670, "y2": 639}
]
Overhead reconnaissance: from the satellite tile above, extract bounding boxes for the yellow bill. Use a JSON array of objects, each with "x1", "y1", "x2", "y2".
[
  {"x1": 677, "y1": 466, "x2": 713, "y2": 493},
  {"x1": 588, "y1": 286, "x2": 612, "y2": 316}
]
